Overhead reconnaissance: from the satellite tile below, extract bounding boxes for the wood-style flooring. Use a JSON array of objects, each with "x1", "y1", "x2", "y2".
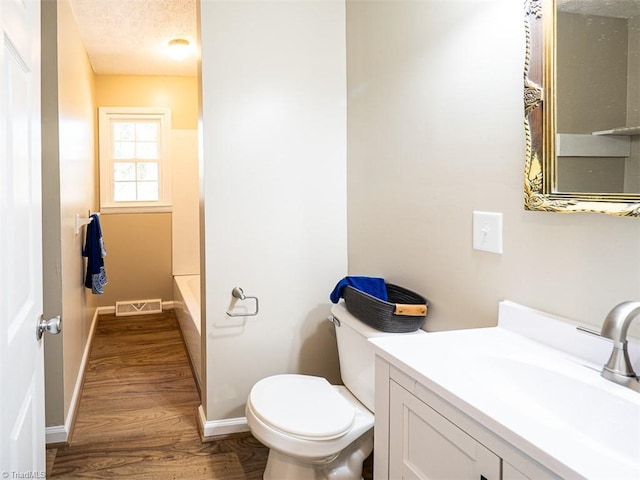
[{"x1": 48, "y1": 311, "x2": 269, "y2": 479}]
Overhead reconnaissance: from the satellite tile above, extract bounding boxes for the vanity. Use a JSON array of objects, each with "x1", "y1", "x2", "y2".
[{"x1": 371, "y1": 301, "x2": 640, "y2": 480}]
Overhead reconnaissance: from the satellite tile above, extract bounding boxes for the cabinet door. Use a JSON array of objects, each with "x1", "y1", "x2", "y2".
[
  {"x1": 389, "y1": 381, "x2": 500, "y2": 480},
  {"x1": 503, "y1": 462, "x2": 531, "y2": 480}
]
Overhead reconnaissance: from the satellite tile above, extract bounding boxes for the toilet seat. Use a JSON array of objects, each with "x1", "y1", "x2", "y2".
[{"x1": 249, "y1": 374, "x2": 355, "y2": 441}]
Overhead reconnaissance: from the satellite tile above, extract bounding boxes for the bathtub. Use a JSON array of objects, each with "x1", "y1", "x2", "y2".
[{"x1": 173, "y1": 274, "x2": 202, "y2": 394}]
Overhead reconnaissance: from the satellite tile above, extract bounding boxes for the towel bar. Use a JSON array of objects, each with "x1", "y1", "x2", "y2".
[
  {"x1": 75, "y1": 212, "x2": 99, "y2": 235},
  {"x1": 226, "y1": 287, "x2": 259, "y2": 317}
]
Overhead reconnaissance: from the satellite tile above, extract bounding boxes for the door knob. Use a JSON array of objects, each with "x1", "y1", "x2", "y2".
[{"x1": 37, "y1": 315, "x2": 62, "y2": 340}]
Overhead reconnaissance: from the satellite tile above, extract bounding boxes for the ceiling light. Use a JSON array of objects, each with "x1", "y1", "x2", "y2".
[{"x1": 167, "y1": 38, "x2": 190, "y2": 61}]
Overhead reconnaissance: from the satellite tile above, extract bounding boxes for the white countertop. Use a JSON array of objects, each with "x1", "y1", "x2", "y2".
[{"x1": 370, "y1": 301, "x2": 640, "y2": 480}]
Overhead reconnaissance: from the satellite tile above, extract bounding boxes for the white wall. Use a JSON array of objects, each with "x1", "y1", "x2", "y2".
[
  {"x1": 346, "y1": 0, "x2": 640, "y2": 334},
  {"x1": 199, "y1": 0, "x2": 347, "y2": 425},
  {"x1": 171, "y1": 129, "x2": 200, "y2": 276}
]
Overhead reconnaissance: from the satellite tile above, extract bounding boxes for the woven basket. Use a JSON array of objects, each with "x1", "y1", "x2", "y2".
[{"x1": 342, "y1": 283, "x2": 428, "y2": 333}]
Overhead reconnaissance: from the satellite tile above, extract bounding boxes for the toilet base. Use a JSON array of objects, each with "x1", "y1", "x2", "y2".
[{"x1": 262, "y1": 428, "x2": 373, "y2": 480}]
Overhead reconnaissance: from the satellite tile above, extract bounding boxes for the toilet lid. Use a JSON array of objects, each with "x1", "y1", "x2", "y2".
[{"x1": 249, "y1": 374, "x2": 355, "y2": 440}]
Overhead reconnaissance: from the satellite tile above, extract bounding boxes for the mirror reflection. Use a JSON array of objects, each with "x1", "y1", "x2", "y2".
[
  {"x1": 556, "y1": 0, "x2": 640, "y2": 194},
  {"x1": 524, "y1": 0, "x2": 640, "y2": 216}
]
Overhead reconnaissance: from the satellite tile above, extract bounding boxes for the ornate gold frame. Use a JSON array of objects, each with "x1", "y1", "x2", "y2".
[{"x1": 523, "y1": 0, "x2": 640, "y2": 217}]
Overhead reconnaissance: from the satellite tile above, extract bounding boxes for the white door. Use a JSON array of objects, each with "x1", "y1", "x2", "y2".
[{"x1": 0, "y1": 0, "x2": 44, "y2": 474}]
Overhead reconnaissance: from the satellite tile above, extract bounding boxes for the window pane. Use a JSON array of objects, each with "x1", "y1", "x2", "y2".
[
  {"x1": 137, "y1": 162, "x2": 158, "y2": 181},
  {"x1": 113, "y1": 122, "x2": 135, "y2": 141},
  {"x1": 114, "y1": 163, "x2": 135, "y2": 181},
  {"x1": 136, "y1": 142, "x2": 158, "y2": 159},
  {"x1": 114, "y1": 182, "x2": 137, "y2": 201},
  {"x1": 100, "y1": 108, "x2": 169, "y2": 209},
  {"x1": 137, "y1": 182, "x2": 159, "y2": 201},
  {"x1": 114, "y1": 141, "x2": 135, "y2": 159},
  {"x1": 136, "y1": 122, "x2": 158, "y2": 142}
]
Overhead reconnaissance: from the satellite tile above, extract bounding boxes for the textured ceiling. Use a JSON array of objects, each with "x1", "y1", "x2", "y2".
[
  {"x1": 69, "y1": 0, "x2": 197, "y2": 77},
  {"x1": 558, "y1": 0, "x2": 640, "y2": 19}
]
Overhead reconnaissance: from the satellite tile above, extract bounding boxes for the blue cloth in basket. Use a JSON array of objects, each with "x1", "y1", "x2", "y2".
[{"x1": 330, "y1": 276, "x2": 388, "y2": 304}]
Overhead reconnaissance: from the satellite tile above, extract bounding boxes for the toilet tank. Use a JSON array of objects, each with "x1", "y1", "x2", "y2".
[{"x1": 331, "y1": 303, "x2": 425, "y2": 412}]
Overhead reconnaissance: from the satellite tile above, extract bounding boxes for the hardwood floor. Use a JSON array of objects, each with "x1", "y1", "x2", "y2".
[{"x1": 48, "y1": 311, "x2": 268, "y2": 479}]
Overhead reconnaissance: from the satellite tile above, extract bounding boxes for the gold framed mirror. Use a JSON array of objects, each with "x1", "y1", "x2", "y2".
[{"x1": 524, "y1": 0, "x2": 640, "y2": 216}]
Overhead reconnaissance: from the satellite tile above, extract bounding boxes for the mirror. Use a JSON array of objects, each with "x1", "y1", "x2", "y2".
[{"x1": 524, "y1": 0, "x2": 640, "y2": 216}]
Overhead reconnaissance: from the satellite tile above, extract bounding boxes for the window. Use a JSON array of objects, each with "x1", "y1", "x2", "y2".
[{"x1": 98, "y1": 107, "x2": 172, "y2": 212}]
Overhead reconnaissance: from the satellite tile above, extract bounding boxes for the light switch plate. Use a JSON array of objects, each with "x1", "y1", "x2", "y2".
[{"x1": 473, "y1": 211, "x2": 503, "y2": 254}]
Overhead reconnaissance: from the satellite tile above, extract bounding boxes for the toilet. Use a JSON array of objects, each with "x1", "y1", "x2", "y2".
[{"x1": 246, "y1": 303, "x2": 426, "y2": 480}]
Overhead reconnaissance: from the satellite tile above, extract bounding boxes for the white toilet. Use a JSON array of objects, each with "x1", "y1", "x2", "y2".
[{"x1": 246, "y1": 303, "x2": 426, "y2": 480}]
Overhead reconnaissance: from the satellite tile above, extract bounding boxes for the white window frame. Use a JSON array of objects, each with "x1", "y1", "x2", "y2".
[{"x1": 98, "y1": 107, "x2": 172, "y2": 213}]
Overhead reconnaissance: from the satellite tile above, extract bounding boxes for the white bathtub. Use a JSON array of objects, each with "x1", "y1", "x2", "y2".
[{"x1": 173, "y1": 274, "x2": 202, "y2": 394}]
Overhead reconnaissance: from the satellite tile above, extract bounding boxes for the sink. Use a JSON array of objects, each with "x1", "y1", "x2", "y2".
[
  {"x1": 470, "y1": 356, "x2": 640, "y2": 467},
  {"x1": 370, "y1": 300, "x2": 640, "y2": 479}
]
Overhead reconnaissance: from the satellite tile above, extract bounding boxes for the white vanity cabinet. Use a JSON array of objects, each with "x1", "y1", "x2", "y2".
[
  {"x1": 375, "y1": 358, "x2": 558, "y2": 480},
  {"x1": 389, "y1": 380, "x2": 500, "y2": 480}
]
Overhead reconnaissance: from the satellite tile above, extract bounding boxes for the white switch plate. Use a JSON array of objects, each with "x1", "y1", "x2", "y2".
[{"x1": 473, "y1": 211, "x2": 503, "y2": 254}]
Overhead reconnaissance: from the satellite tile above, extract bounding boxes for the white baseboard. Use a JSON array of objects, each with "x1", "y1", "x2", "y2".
[
  {"x1": 197, "y1": 405, "x2": 249, "y2": 438},
  {"x1": 45, "y1": 306, "x2": 101, "y2": 445},
  {"x1": 44, "y1": 425, "x2": 67, "y2": 445}
]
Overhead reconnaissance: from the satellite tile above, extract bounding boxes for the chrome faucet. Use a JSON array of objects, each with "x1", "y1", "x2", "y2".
[{"x1": 598, "y1": 301, "x2": 640, "y2": 392}]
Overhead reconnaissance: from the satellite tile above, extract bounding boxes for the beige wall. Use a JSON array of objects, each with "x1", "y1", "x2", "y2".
[
  {"x1": 42, "y1": 0, "x2": 97, "y2": 429},
  {"x1": 94, "y1": 75, "x2": 198, "y2": 306},
  {"x1": 95, "y1": 75, "x2": 198, "y2": 129},
  {"x1": 626, "y1": 15, "x2": 640, "y2": 192},
  {"x1": 98, "y1": 213, "x2": 174, "y2": 305},
  {"x1": 346, "y1": 0, "x2": 640, "y2": 335}
]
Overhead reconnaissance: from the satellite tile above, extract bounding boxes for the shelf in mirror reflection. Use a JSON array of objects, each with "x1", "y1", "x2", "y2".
[
  {"x1": 592, "y1": 126, "x2": 640, "y2": 136},
  {"x1": 556, "y1": 133, "x2": 630, "y2": 157}
]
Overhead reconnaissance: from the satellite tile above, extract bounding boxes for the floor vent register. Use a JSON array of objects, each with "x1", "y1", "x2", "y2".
[{"x1": 115, "y1": 299, "x2": 163, "y2": 316}]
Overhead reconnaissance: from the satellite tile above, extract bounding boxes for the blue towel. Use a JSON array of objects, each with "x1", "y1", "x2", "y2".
[
  {"x1": 330, "y1": 276, "x2": 388, "y2": 304},
  {"x1": 82, "y1": 214, "x2": 107, "y2": 294}
]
